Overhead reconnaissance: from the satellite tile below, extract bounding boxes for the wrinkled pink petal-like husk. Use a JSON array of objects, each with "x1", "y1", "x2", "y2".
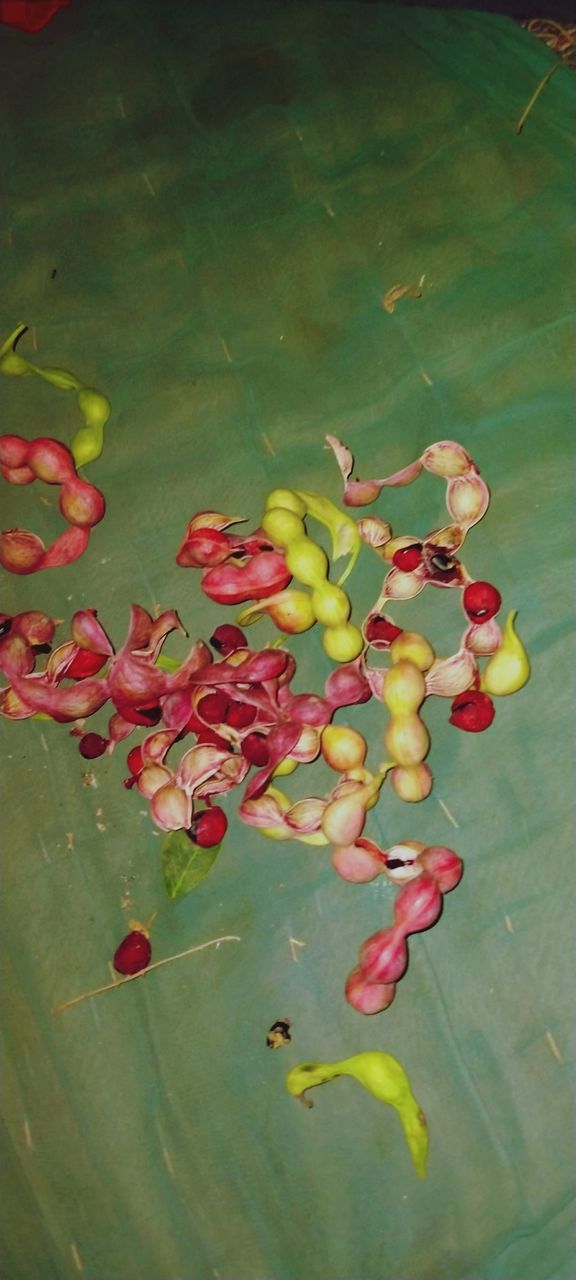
[
  {"x1": 0, "y1": 684, "x2": 37, "y2": 719},
  {"x1": 463, "y1": 618, "x2": 502, "y2": 656},
  {"x1": 186, "y1": 510, "x2": 246, "y2": 534},
  {"x1": 150, "y1": 782, "x2": 192, "y2": 831},
  {"x1": 177, "y1": 529, "x2": 233, "y2": 568},
  {"x1": 419, "y1": 846, "x2": 463, "y2": 893},
  {"x1": 108, "y1": 657, "x2": 171, "y2": 706},
  {"x1": 363, "y1": 665, "x2": 386, "y2": 700},
  {"x1": 44, "y1": 641, "x2": 81, "y2": 681},
  {"x1": 345, "y1": 967, "x2": 396, "y2": 1014},
  {"x1": 359, "y1": 928, "x2": 408, "y2": 984},
  {"x1": 137, "y1": 764, "x2": 174, "y2": 798},
  {"x1": 202, "y1": 552, "x2": 291, "y2": 605},
  {"x1": 421, "y1": 440, "x2": 475, "y2": 478},
  {"x1": 332, "y1": 840, "x2": 387, "y2": 882},
  {"x1": 356, "y1": 517, "x2": 392, "y2": 548},
  {"x1": 284, "y1": 693, "x2": 332, "y2": 727},
  {"x1": 123, "y1": 605, "x2": 154, "y2": 653},
  {"x1": 188, "y1": 649, "x2": 289, "y2": 687},
  {"x1": 446, "y1": 474, "x2": 490, "y2": 527},
  {"x1": 141, "y1": 729, "x2": 180, "y2": 765},
  {"x1": 7, "y1": 670, "x2": 109, "y2": 721},
  {"x1": 133, "y1": 610, "x2": 186, "y2": 661},
  {"x1": 325, "y1": 435, "x2": 423, "y2": 505},
  {"x1": 325, "y1": 659, "x2": 371, "y2": 708},
  {"x1": 238, "y1": 793, "x2": 287, "y2": 829},
  {"x1": 70, "y1": 609, "x2": 115, "y2": 655},
  {"x1": 12, "y1": 611, "x2": 57, "y2": 646},
  {"x1": 394, "y1": 873, "x2": 443, "y2": 932},
  {"x1": 167, "y1": 640, "x2": 212, "y2": 688},
  {"x1": 425, "y1": 523, "x2": 466, "y2": 553},
  {"x1": 195, "y1": 755, "x2": 250, "y2": 798},
  {"x1": 41, "y1": 525, "x2": 91, "y2": 568},
  {"x1": 285, "y1": 797, "x2": 326, "y2": 833},
  {"x1": 322, "y1": 792, "x2": 366, "y2": 845},
  {"x1": 0, "y1": 634, "x2": 35, "y2": 677},
  {"x1": 107, "y1": 711, "x2": 136, "y2": 744},
  {"x1": 176, "y1": 744, "x2": 231, "y2": 794},
  {"x1": 382, "y1": 565, "x2": 426, "y2": 600},
  {"x1": 425, "y1": 648, "x2": 478, "y2": 697},
  {"x1": 161, "y1": 689, "x2": 193, "y2": 730},
  {"x1": 291, "y1": 725, "x2": 321, "y2": 763},
  {"x1": 243, "y1": 722, "x2": 302, "y2": 801}
]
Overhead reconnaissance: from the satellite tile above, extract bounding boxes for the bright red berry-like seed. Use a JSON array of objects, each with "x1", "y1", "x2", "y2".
[
  {"x1": 188, "y1": 806, "x2": 228, "y2": 848},
  {"x1": 66, "y1": 649, "x2": 107, "y2": 679},
  {"x1": 209, "y1": 624, "x2": 247, "y2": 655},
  {"x1": 126, "y1": 744, "x2": 144, "y2": 775},
  {"x1": 113, "y1": 930, "x2": 152, "y2": 975},
  {"x1": 115, "y1": 702, "x2": 162, "y2": 727},
  {"x1": 79, "y1": 733, "x2": 108, "y2": 759},
  {"x1": 365, "y1": 616, "x2": 403, "y2": 645},
  {"x1": 449, "y1": 690, "x2": 495, "y2": 733},
  {"x1": 392, "y1": 544, "x2": 423, "y2": 572},
  {"x1": 197, "y1": 691, "x2": 230, "y2": 724},
  {"x1": 226, "y1": 701, "x2": 256, "y2": 728},
  {"x1": 241, "y1": 732, "x2": 270, "y2": 766},
  {"x1": 463, "y1": 581, "x2": 502, "y2": 623}
]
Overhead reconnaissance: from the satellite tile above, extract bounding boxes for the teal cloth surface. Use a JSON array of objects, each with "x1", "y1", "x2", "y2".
[{"x1": 0, "y1": 3, "x2": 574, "y2": 1278}]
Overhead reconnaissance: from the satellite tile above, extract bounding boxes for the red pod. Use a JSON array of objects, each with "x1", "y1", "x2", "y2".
[
  {"x1": 59, "y1": 478, "x2": 106, "y2": 527},
  {"x1": 394, "y1": 873, "x2": 442, "y2": 932},
  {"x1": 359, "y1": 926, "x2": 408, "y2": 984},
  {"x1": 1, "y1": 463, "x2": 35, "y2": 485},
  {"x1": 463, "y1": 581, "x2": 502, "y2": 624},
  {"x1": 226, "y1": 700, "x2": 256, "y2": 729},
  {"x1": 27, "y1": 438, "x2": 76, "y2": 484},
  {"x1": 0, "y1": 434, "x2": 29, "y2": 468},
  {"x1": 0, "y1": 528, "x2": 45, "y2": 574},
  {"x1": 41, "y1": 524, "x2": 90, "y2": 568},
  {"x1": 419, "y1": 846, "x2": 463, "y2": 893},
  {"x1": 345, "y1": 966, "x2": 396, "y2": 1014},
  {"x1": 113, "y1": 930, "x2": 152, "y2": 976},
  {"x1": 202, "y1": 551, "x2": 291, "y2": 605}
]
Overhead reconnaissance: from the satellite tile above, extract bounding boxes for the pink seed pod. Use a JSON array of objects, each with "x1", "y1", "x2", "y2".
[
  {"x1": 59, "y1": 478, "x2": 106, "y2": 527},
  {"x1": 446, "y1": 474, "x2": 490, "y2": 527},
  {"x1": 332, "y1": 839, "x2": 387, "y2": 883},
  {"x1": 394, "y1": 873, "x2": 442, "y2": 932},
  {"x1": 345, "y1": 966, "x2": 396, "y2": 1014},
  {"x1": 0, "y1": 434, "x2": 29, "y2": 468},
  {"x1": 419, "y1": 846, "x2": 463, "y2": 893},
  {"x1": 41, "y1": 525, "x2": 90, "y2": 568},
  {"x1": 359, "y1": 926, "x2": 408, "y2": 984},
  {"x1": 27, "y1": 438, "x2": 76, "y2": 484},
  {"x1": 0, "y1": 528, "x2": 45, "y2": 574},
  {"x1": 1, "y1": 463, "x2": 36, "y2": 485}
]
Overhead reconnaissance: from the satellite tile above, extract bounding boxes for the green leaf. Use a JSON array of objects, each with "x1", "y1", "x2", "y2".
[{"x1": 161, "y1": 829, "x2": 221, "y2": 901}]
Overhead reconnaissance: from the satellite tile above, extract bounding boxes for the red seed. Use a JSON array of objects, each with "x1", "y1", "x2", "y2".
[
  {"x1": 392, "y1": 544, "x2": 423, "y2": 572},
  {"x1": 115, "y1": 702, "x2": 162, "y2": 727},
  {"x1": 241, "y1": 732, "x2": 270, "y2": 766},
  {"x1": 197, "y1": 691, "x2": 230, "y2": 724},
  {"x1": 196, "y1": 727, "x2": 231, "y2": 750},
  {"x1": 126, "y1": 744, "x2": 144, "y2": 775},
  {"x1": 209, "y1": 624, "x2": 247, "y2": 655},
  {"x1": 449, "y1": 690, "x2": 495, "y2": 732},
  {"x1": 66, "y1": 649, "x2": 107, "y2": 679},
  {"x1": 113, "y1": 930, "x2": 152, "y2": 976},
  {"x1": 463, "y1": 581, "x2": 502, "y2": 623},
  {"x1": 226, "y1": 701, "x2": 256, "y2": 728},
  {"x1": 188, "y1": 806, "x2": 228, "y2": 848},
  {"x1": 365, "y1": 616, "x2": 403, "y2": 646},
  {"x1": 78, "y1": 733, "x2": 108, "y2": 759}
]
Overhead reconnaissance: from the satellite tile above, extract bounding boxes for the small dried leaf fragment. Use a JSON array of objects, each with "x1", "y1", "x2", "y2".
[{"x1": 382, "y1": 283, "x2": 423, "y2": 315}]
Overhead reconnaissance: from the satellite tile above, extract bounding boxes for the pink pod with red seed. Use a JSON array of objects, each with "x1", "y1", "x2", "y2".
[{"x1": 59, "y1": 477, "x2": 106, "y2": 527}]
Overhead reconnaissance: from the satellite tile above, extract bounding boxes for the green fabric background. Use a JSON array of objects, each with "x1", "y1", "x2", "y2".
[{"x1": 1, "y1": 3, "x2": 574, "y2": 1278}]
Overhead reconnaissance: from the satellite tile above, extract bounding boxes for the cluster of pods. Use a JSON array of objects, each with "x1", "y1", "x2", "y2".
[{"x1": 1, "y1": 430, "x2": 530, "y2": 1007}]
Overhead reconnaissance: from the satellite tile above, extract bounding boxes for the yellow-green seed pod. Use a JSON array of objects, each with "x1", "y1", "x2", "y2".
[
  {"x1": 285, "y1": 537, "x2": 329, "y2": 588},
  {"x1": 261, "y1": 507, "x2": 305, "y2": 548},
  {"x1": 265, "y1": 489, "x2": 306, "y2": 517},
  {"x1": 322, "y1": 623, "x2": 363, "y2": 663},
  {"x1": 311, "y1": 583, "x2": 351, "y2": 627}
]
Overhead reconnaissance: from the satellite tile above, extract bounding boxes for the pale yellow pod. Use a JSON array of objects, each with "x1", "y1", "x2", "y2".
[
  {"x1": 285, "y1": 536, "x2": 329, "y2": 587},
  {"x1": 265, "y1": 489, "x2": 307, "y2": 517},
  {"x1": 390, "y1": 631, "x2": 435, "y2": 672},
  {"x1": 390, "y1": 763, "x2": 433, "y2": 802},
  {"x1": 383, "y1": 661, "x2": 426, "y2": 715},
  {"x1": 385, "y1": 714, "x2": 430, "y2": 766},
  {"x1": 261, "y1": 507, "x2": 305, "y2": 548}
]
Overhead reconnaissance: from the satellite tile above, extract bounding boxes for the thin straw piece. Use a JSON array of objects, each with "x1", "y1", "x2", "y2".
[{"x1": 53, "y1": 935, "x2": 241, "y2": 1013}]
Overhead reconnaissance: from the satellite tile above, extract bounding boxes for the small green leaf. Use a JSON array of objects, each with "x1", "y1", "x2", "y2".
[{"x1": 161, "y1": 829, "x2": 221, "y2": 901}]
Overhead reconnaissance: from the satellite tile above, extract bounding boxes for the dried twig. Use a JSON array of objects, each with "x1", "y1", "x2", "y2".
[
  {"x1": 515, "y1": 62, "x2": 561, "y2": 135},
  {"x1": 53, "y1": 935, "x2": 241, "y2": 1013}
]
